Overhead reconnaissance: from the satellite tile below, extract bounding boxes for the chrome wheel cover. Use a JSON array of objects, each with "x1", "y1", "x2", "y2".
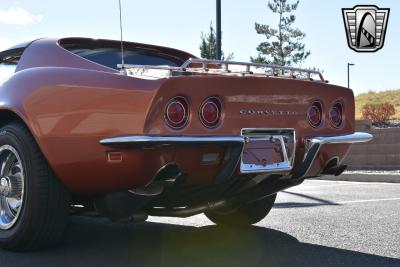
[{"x1": 0, "y1": 145, "x2": 24, "y2": 230}]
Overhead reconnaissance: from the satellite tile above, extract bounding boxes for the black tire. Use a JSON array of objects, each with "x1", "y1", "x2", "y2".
[
  {"x1": 205, "y1": 194, "x2": 277, "y2": 226},
  {"x1": 0, "y1": 122, "x2": 70, "y2": 251}
]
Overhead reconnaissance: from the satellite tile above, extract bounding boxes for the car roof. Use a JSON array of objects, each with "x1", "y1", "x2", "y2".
[
  {"x1": 58, "y1": 37, "x2": 196, "y2": 62},
  {"x1": 1, "y1": 37, "x2": 196, "y2": 67}
]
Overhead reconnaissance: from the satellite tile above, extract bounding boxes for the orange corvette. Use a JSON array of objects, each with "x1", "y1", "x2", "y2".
[{"x1": 0, "y1": 37, "x2": 372, "y2": 251}]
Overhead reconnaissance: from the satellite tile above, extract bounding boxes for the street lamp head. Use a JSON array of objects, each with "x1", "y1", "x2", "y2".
[{"x1": 347, "y1": 63, "x2": 355, "y2": 88}]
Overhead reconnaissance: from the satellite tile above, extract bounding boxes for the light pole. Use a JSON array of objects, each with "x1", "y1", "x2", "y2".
[
  {"x1": 216, "y1": 0, "x2": 222, "y2": 60},
  {"x1": 347, "y1": 63, "x2": 355, "y2": 88}
]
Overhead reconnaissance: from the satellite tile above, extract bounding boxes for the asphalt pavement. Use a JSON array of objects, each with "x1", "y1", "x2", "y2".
[{"x1": 0, "y1": 179, "x2": 399, "y2": 267}]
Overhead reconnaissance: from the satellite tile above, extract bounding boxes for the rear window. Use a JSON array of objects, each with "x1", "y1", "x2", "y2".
[
  {"x1": 0, "y1": 48, "x2": 24, "y2": 85},
  {"x1": 62, "y1": 44, "x2": 183, "y2": 70}
]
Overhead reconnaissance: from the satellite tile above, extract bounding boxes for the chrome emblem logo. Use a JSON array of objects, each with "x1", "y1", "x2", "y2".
[{"x1": 342, "y1": 5, "x2": 390, "y2": 52}]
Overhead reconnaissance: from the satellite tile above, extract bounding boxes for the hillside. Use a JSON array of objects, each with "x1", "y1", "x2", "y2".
[{"x1": 355, "y1": 89, "x2": 400, "y2": 119}]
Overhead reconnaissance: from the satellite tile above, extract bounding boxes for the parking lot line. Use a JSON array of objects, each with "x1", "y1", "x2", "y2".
[
  {"x1": 302, "y1": 180, "x2": 400, "y2": 187},
  {"x1": 337, "y1": 198, "x2": 400, "y2": 204}
]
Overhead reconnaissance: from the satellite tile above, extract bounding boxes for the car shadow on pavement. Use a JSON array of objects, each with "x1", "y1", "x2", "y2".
[
  {"x1": 274, "y1": 191, "x2": 340, "y2": 209},
  {"x1": 1, "y1": 216, "x2": 399, "y2": 267}
]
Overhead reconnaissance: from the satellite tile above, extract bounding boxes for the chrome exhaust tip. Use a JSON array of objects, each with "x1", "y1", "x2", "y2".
[
  {"x1": 94, "y1": 163, "x2": 183, "y2": 222},
  {"x1": 321, "y1": 157, "x2": 347, "y2": 176},
  {"x1": 129, "y1": 163, "x2": 183, "y2": 197}
]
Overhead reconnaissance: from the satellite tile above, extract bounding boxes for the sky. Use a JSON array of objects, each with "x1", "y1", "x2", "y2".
[{"x1": 0, "y1": 0, "x2": 399, "y2": 95}]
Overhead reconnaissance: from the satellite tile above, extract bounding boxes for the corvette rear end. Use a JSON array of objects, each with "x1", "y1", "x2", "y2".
[
  {"x1": 97, "y1": 60, "x2": 372, "y2": 220},
  {"x1": 0, "y1": 37, "x2": 372, "y2": 251},
  {"x1": 102, "y1": 73, "x2": 360, "y2": 182}
]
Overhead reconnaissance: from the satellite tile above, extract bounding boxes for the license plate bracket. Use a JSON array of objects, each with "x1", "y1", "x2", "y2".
[{"x1": 240, "y1": 128, "x2": 295, "y2": 174}]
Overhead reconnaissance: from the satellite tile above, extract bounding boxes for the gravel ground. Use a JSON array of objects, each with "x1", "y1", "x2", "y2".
[{"x1": 0, "y1": 180, "x2": 399, "y2": 267}]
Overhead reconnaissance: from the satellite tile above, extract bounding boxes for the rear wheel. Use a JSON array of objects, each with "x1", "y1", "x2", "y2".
[
  {"x1": 0, "y1": 122, "x2": 70, "y2": 251},
  {"x1": 205, "y1": 194, "x2": 277, "y2": 226}
]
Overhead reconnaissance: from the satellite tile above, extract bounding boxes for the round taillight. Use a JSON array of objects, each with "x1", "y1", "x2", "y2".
[
  {"x1": 307, "y1": 101, "x2": 323, "y2": 128},
  {"x1": 329, "y1": 101, "x2": 344, "y2": 128},
  {"x1": 165, "y1": 96, "x2": 189, "y2": 129},
  {"x1": 200, "y1": 97, "x2": 222, "y2": 128}
]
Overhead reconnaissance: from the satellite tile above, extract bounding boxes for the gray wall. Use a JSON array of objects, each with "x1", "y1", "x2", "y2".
[{"x1": 344, "y1": 122, "x2": 400, "y2": 170}]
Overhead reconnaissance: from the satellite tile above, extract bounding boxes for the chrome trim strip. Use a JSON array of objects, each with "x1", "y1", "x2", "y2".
[
  {"x1": 307, "y1": 132, "x2": 373, "y2": 145},
  {"x1": 100, "y1": 135, "x2": 244, "y2": 146}
]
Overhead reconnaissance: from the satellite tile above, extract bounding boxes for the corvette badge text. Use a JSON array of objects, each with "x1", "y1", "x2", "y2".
[
  {"x1": 342, "y1": 5, "x2": 390, "y2": 52},
  {"x1": 240, "y1": 110, "x2": 299, "y2": 116}
]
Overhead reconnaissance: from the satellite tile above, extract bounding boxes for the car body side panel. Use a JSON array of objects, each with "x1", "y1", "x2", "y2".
[{"x1": 0, "y1": 67, "x2": 165, "y2": 193}]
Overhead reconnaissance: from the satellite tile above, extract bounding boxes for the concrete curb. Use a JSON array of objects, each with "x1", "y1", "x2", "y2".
[{"x1": 316, "y1": 173, "x2": 400, "y2": 183}]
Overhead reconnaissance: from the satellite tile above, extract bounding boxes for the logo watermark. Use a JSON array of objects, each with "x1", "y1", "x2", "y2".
[{"x1": 342, "y1": 5, "x2": 390, "y2": 52}]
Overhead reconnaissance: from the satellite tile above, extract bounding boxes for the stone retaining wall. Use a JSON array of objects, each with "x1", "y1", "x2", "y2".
[{"x1": 344, "y1": 121, "x2": 400, "y2": 170}]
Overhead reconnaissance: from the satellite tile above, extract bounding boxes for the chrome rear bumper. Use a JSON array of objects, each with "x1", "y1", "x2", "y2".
[
  {"x1": 100, "y1": 132, "x2": 372, "y2": 147},
  {"x1": 307, "y1": 132, "x2": 373, "y2": 145},
  {"x1": 100, "y1": 132, "x2": 373, "y2": 180},
  {"x1": 291, "y1": 132, "x2": 373, "y2": 179}
]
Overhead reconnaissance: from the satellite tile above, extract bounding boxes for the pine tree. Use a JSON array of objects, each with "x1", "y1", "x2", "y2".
[
  {"x1": 199, "y1": 23, "x2": 233, "y2": 60},
  {"x1": 251, "y1": 0, "x2": 310, "y2": 66}
]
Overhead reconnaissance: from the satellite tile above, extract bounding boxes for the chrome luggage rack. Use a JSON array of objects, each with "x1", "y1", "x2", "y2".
[{"x1": 118, "y1": 58, "x2": 325, "y2": 82}]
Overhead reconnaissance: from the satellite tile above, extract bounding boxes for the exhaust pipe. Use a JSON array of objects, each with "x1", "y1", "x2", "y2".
[
  {"x1": 129, "y1": 163, "x2": 183, "y2": 196},
  {"x1": 94, "y1": 163, "x2": 183, "y2": 222},
  {"x1": 325, "y1": 165, "x2": 347, "y2": 176},
  {"x1": 147, "y1": 175, "x2": 302, "y2": 218},
  {"x1": 321, "y1": 157, "x2": 347, "y2": 176}
]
